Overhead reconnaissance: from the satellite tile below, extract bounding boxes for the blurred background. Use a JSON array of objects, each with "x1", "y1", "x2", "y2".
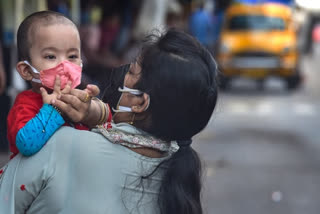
[{"x1": 0, "y1": 0, "x2": 320, "y2": 213}]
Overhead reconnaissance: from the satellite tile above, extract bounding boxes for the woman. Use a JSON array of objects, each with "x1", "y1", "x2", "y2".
[{"x1": 0, "y1": 29, "x2": 218, "y2": 214}]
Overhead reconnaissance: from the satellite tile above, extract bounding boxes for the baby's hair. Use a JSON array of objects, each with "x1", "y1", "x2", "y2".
[{"x1": 17, "y1": 10, "x2": 78, "y2": 61}]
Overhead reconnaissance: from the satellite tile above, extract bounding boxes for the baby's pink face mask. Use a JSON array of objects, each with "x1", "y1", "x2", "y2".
[{"x1": 24, "y1": 60, "x2": 82, "y2": 89}]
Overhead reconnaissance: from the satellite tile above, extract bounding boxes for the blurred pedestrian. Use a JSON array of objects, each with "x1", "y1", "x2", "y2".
[{"x1": 189, "y1": 1, "x2": 214, "y2": 48}]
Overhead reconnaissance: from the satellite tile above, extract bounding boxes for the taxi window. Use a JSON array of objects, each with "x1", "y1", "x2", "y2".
[{"x1": 228, "y1": 15, "x2": 286, "y2": 31}]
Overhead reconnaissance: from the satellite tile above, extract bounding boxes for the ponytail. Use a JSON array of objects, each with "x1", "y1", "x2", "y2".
[{"x1": 158, "y1": 143, "x2": 203, "y2": 214}]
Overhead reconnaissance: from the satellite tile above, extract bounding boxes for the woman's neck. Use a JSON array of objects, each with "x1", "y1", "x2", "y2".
[{"x1": 127, "y1": 147, "x2": 167, "y2": 158}]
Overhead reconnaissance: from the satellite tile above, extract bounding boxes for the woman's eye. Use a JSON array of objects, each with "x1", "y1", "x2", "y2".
[{"x1": 44, "y1": 55, "x2": 56, "y2": 60}]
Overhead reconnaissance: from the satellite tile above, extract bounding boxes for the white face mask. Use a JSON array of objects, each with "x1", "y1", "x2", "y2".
[{"x1": 112, "y1": 86, "x2": 149, "y2": 113}]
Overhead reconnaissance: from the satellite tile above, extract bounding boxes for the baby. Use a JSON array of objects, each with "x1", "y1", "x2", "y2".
[{"x1": 7, "y1": 11, "x2": 110, "y2": 158}]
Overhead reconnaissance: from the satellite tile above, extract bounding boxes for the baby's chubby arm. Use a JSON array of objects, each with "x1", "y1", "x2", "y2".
[{"x1": 15, "y1": 76, "x2": 66, "y2": 156}]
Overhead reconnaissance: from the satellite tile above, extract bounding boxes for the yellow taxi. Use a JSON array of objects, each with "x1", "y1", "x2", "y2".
[{"x1": 217, "y1": 3, "x2": 301, "y2": 90}]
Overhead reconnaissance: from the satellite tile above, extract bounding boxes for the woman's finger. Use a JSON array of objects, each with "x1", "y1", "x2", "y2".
[
  {"x1": 59, "y1": 93, "x2": 88, "y2": 111},
  {"x1": 54, "y1": 89, "x2": 92, "y2": 123},
  {"x1": 85, "y1": 84, "x2": 100, "y2": 97},
  {"x1": 69, "y1": 88, "x2": 92, "y2": 103},
  {"x1": 53, "y1": 99, "x2": 82, "y2": 122}
]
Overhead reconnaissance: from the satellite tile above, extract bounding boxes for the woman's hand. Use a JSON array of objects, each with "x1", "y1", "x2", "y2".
[
  {"x1": 53, "y1": 84, "x2": 101, "y2": 126},
  {"x1": 44, "y1": 76, "x2": 102, "y2": 127}
]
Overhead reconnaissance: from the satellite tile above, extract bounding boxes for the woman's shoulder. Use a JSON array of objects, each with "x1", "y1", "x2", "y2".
[
  {"x1": 50, "y1": 127, "x2": 166, "y2": 185},
  {"x1": 50, "y1": 126, "x2": 113, "y2": 154},
  {"x1": 50, "y1": 126, "x2": 167, "y2": 164}
]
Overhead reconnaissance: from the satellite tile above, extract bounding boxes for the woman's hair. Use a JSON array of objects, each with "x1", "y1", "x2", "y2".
[{"x1": 134, "y1": 29, "x2": 218, "y2": 214}]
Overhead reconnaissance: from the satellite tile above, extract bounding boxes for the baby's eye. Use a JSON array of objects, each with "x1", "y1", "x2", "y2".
[
  {"x1": 44, "y1": 55, "x2": 56, "y2": 60},
  {"x1": 69, "y1": 55, "x2": 78, "y2": 59}
]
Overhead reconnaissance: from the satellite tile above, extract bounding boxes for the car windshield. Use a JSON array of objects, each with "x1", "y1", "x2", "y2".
[{"x1": 227, "y1": 15, "x2": 286, "y2": 31}]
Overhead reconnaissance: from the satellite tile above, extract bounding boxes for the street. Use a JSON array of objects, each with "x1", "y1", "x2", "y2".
[
  {"x1": 1, "y1": 54, "x2": 320, "y2": 214},
  {"x1": 194, "y1": 53, "x2": 320, "y2": 214}
]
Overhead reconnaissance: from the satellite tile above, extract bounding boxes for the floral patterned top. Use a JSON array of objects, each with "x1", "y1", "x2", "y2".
[{"x1": 93, "y1": 122, "x2": 179, "y2": 154}]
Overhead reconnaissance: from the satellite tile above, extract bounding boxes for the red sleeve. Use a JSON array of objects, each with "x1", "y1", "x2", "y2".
[
  {"x1": 106, "y1": 103, "x2": 112, "y2": 123},
  {"x1": 104, "y1": 104, "x2": 113, "y2": 129},
  {"x1": 7, "y1": 91, "x2": 43, "y2": 156}
]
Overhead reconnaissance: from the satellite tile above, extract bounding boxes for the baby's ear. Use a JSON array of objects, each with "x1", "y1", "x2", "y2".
[{"x1": 16, "y1": 61, "x2": 33, "y2": 81}]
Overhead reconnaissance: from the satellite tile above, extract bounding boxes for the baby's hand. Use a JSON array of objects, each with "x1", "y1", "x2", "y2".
[{"x1": 40, "y1": 75, "x2": 71, "y2": 104}]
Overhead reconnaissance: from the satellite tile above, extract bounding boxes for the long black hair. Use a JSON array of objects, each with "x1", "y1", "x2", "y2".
[{"x1": 133, "y1": 29, "x2": 219, "y2": 214}]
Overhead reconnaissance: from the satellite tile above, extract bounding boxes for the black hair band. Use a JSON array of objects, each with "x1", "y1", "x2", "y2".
[{"x1": 177, "y1": 139, "x2": 192, "y2": 147}]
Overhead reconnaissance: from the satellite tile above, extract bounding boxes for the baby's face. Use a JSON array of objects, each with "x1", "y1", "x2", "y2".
[{"x1": 29, "y1": 24, "x2": 81, "y2": 76}]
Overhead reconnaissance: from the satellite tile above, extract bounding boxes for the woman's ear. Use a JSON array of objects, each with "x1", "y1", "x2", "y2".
[
  {"x1": 132, "y1": 93, "x2": 150, "y2": 113},
  {"x1": 16, "y1": 61, "x2": 33, "y2": 81}
]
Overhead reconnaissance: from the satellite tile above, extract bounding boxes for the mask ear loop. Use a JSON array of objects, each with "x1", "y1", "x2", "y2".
[
  {"x1": 112, "y1": 97, "x2": 133, "y2": 113},
  {"x1": 112, "y1": 90, "x2": 129, "y2": 113},
  {"x1": 113, "y1": 86, "x2": 145, "y2": 112},
  {"x1": 23, "y1": 61, "x2": 42, "y2": 83},
  {"x1": 23, "y1": 61, "x2": 40, "y2": 74},
  {"x1": 118, "y1": 86, "x2": 143, "y2": 95},
  {"x1": 113, "y1": 106, "x2": 132, "y2": 112}
]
